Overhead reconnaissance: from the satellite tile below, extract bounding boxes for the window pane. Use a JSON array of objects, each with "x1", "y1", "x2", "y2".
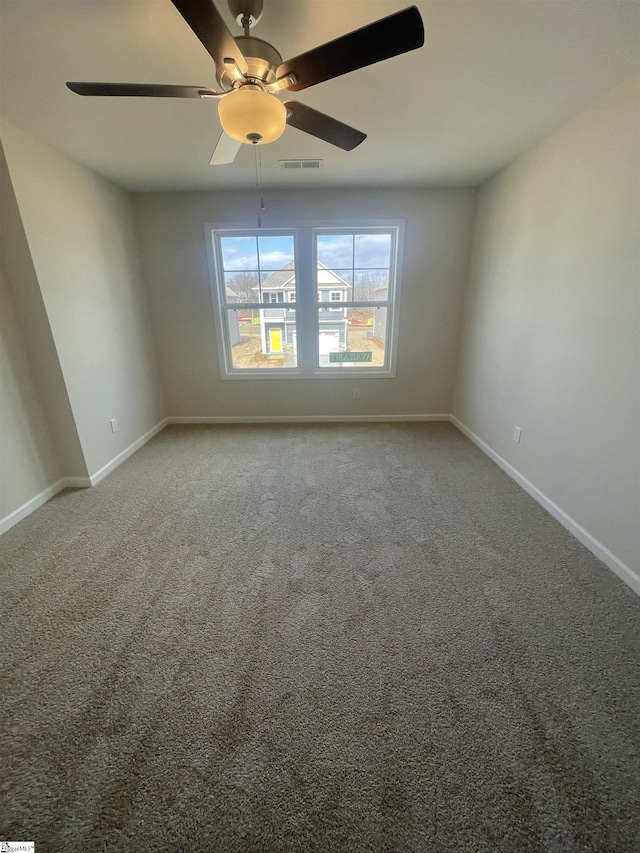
[
  {"x1": 317, "y1": 234, "x2": 353, "y2": 269},
  {"x1": 258, "y1": 235, "x2": 295, "y2": 270},
  {"x1": 317, "y1": 307, "x2": 387, "y2": 367},
  {"x1": 354, "y1": 233, "x2": 391, "y2": 269},
  {"x1": 353, "y1": 270, "x2": 389, "y2": 302},
  {"x1": 224, "y1": 271, "x2": 261, "y2": 303},
  {"x1": 220, "y1": 236, "x2": 258, "y2": 271},
  {"x1": 227, "y1": 309, "x2": 298, "y2": 369}
]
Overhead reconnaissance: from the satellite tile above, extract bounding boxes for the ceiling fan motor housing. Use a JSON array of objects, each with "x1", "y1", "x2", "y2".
[{"x1": 217, "y1": 36, "x2": 283, "y2": 90}]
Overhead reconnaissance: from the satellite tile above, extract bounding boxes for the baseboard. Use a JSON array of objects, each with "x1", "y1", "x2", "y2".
[
  {"x1": 89, "y1": 418, "x2": 169, "y2": 486},
  {"x1": 64, "y1": 477, "x2": 93, "y2": 489},
  {"x1": 450, "y1": 416, "x2": 640, "y2": 597},
  {"x1": 0, "y1": 478, "x2": 69, "y2": 536},
  {"x1": 167, "y1": 414, "x2": 450, "y2": 424},
  {"x1": 0, "y1": 420, "x2": 168, "y2": 536}
]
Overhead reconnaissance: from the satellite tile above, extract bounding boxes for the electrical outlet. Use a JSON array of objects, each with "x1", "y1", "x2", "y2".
[
  {"x1": 513, "y1": 426, "x2": 522, "y2": 443},
  {"x1": 110, "y1": 418, "x2": 118, "y2": 433},
  {"x1": 352, "y1": 388, "x2": 360, "y2": 399}
]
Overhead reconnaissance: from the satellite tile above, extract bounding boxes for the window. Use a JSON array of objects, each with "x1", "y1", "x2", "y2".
[
  {"x1": 207, "y1": 222, "x2": 403, "y2": 378},
  {"x1": 328, "y1": 290, "x2": 342, "y2": 312}
]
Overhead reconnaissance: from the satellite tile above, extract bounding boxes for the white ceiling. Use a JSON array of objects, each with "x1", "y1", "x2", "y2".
[{"x1": 1, "y1": 0, "x2": 638, "y2": 191}]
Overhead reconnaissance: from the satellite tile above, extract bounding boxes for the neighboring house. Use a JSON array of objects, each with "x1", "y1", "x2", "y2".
[
  {"x1": 226, "y1": 285, "x2": 241, "y2": 346},
  {"x1": 253, "y1": 260, "x2": 352, "y2": 355}
]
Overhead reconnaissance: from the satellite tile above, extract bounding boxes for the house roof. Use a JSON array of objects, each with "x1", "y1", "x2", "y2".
[
  {"x1": 256, "y1": 260, "x2": 352, "y2": 291},
  {"x1": 256, "y1": 261, "x2": 296, "y2": 291}
]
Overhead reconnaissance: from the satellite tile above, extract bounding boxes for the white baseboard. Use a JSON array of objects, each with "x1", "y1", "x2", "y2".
[
  {"x1": 0, "y1": 477, "x2": 88, "y2": 536},
  {"x1": 64, "y1": 477, "x2": 92, "y2": 489},
  {"x1": 0, "y1": 420, "x2": 168, "y2": 536},
  {"x1": 167, "y1": 414, "x2": 450, "y2": 424},
  {"x1": 450, "y1": 416, "x2": 640, "y2": 597},
  {"x1": 89, "y1": 418, "x2": 169, "y2": 486},
  {"x1": 1, "y1": 480, "x2": 66, "y2": 536}
]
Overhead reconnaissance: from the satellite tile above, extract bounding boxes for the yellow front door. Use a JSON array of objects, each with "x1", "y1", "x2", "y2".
[{"x1": 269, "y1": 328, "x2": 282, "y2": 352}]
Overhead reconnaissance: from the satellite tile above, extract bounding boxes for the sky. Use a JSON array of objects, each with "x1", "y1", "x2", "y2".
[
  {"x1": 220, "y1": 232, "x2": 392, "y2": 272},
  {"x1": 220, "y1": 236, "x2": 294, "y2": 271}
]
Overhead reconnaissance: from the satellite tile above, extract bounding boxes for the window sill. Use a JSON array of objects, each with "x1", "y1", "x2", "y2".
[{"x1": 220, "y1": 368, "x2": 395, "y2": 380}]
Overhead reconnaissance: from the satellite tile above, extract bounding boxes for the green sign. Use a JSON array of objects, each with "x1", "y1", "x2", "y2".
[{"x1": 329, "y1": 351, "x2": 372, "y2": 363}]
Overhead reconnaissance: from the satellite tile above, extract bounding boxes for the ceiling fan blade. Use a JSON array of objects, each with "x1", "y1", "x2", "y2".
[
  {"x1": 276, "y1": 6, "x2": 424, "y2": 92},
  {"x1": 66, "y1": 82, "x2": 218, "y2": 98},
  {"x1": 170, "y1": 0, "x2": 248, "y2": 75},
  {"x1": 210, "y1": 131, "x2": 242, "y2": 165},
  {"x1": 284, "y1": 101, "x2": 366, "y2": 151}
]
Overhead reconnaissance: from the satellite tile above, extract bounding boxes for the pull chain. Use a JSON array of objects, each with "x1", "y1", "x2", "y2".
[{"x1": 253, "y1": 142, "x2": 266, "y2": 228}]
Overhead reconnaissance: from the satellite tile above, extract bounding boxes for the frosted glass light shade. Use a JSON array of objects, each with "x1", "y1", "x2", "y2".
[{"x1": 218, "y1": 87, "x2": 286, "y2": 145}]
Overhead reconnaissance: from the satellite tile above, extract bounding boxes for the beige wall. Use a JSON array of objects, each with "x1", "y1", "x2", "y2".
[
  {"x1": 1, "y1": 123, "x2": 166, "y2": 477},
  {"x1": 134, "y1": 187, "x2": 476, "y2": 418},
  {"x1": 453, "y1": 74, "x2": 640, "y2": 579},
  {"x1": 0, "y1": 263, "x2": 64, "y2": 519},
  {"x1": 1, "y1": 141, "x2": 88, "y2": 527}
]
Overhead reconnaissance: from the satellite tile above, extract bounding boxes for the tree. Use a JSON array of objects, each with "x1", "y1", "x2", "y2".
[
  {"x1": 353, "y1": 271, "x2": 388, "y2": 301},
  {"x1": 226, "y1": 271, "x2": 260, "y2": 302}
]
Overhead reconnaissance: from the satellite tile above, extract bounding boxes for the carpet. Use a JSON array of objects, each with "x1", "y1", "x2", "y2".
[{"x1": 1, "y1": 422, "x2": 639, "y2": 852}]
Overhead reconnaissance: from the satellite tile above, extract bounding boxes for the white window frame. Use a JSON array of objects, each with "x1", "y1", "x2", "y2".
[{"x1": 206, "y1": 221, "x2": 404, "y2": 380}]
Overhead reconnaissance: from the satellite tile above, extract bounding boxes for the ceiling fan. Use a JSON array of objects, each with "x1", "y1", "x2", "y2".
[{"x1": 66, "y1": 0, "x2": 424, "y2": 165}]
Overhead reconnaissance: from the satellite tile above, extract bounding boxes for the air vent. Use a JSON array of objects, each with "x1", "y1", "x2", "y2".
[{"x1": 280, "y1": 159, "x2": 323, "y2": 170}]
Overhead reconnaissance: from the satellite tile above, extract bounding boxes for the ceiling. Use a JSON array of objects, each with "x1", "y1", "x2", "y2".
[{"x1": 1, "y1": 0, "x2": 638, "y2": 192}]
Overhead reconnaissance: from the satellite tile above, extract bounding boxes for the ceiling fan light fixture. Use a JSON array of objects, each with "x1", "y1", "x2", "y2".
[{"x1": 218, "y1": 86, "x2": 286, "y2": 144}]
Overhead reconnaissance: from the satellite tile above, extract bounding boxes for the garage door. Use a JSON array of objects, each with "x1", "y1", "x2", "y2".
[{"x1": 319, "y1": 331, "x2": 340, "y2": 355}]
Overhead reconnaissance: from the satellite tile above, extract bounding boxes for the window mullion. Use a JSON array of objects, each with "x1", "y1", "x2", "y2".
[{"x1": 295, "y1": 227, "x2": 315, "y2": 373}]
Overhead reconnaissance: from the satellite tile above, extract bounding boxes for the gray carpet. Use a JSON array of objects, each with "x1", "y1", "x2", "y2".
[{"x1": 1, "y1": 422, "x2": 639, "y2": 852}]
